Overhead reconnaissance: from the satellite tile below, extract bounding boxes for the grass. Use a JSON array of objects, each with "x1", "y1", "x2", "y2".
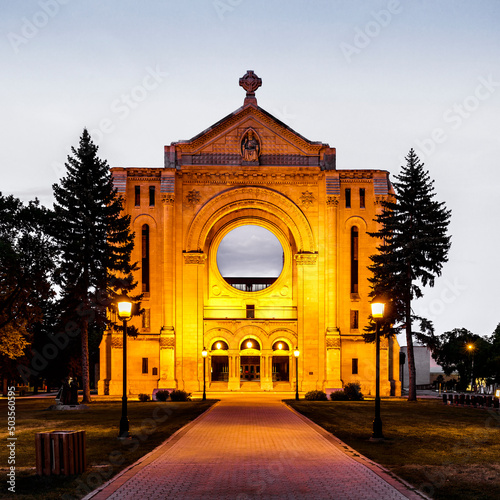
[
  {"x1": 0, "y1": 397, "x2": 216, "y2": 499},
  {"x1": 287, "y1": 398, "x2": 500, "y2": 500}
]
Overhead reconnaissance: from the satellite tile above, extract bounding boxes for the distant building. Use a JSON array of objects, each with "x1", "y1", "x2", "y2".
[
  {"x1": 400, "y1": 346, "x2": 431, "y2": 389},
  {"x1": 98, "y1": 71, "x2": 401, "y2": 397}
]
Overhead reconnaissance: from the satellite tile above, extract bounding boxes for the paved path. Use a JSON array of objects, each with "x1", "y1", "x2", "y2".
[{"x1": 86, "y1": 395, "x2": 426, "y2": 500}]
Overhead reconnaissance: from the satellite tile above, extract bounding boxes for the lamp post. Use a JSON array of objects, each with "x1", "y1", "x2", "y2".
[
  {"x1": 202, "y1": 347, "x2": 207, "y2": 401},
  {"x1": 117, "y1": 297, "x2": 133, "y2": 438},
  {"x1": 294, "y1": 347, "x2": 300, "y2": 400},
  {"x1": 370, "y1": 299, "x2": 385, "y2": 441},
  {"x1": 467, "y1": 344, "x2": 475, "y2": 392}
]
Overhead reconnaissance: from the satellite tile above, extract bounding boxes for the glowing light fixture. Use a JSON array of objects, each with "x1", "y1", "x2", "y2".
[
  {"x1": 246, "y1": 340, "x2": 253, "y2": 349},
  {"x1": 278, "y1": 343, "x2": 283, "y2": 350},
  {"x1": 202, "y1": 347, "x2": 208, "y2": 358},
  {"x1": 371, "y1": 301, "x2": 385, "y2": 319},
  {"x1": 294, "y1": 347, "x2": 300, "y2": 358},
  {"x1": 216, "y1": 342, "x2": 222, "y2": 350},
  {"x1": 117, "y1": 299, "x2": 133, "y2": 320}
]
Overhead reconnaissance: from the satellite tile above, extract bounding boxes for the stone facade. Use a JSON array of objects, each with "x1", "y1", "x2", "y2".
[{"x1": 98, "y1": 72, "x2": 401, "y2": 397}]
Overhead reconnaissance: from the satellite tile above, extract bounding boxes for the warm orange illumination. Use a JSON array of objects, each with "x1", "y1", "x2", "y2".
[
  {"x1": 117, "y1": 299, "x2": 133, "y2": 320},
  {"x1": 496, "y1": 389, "x2": 500, "y2": 398},
  {"x1": 246, "y1": 341, "x2": 253, "y2": 349},
  {"x1": 467, "y1": 344, "x2": 474, "y2": 351},
  {"x1": 371, "y1": 301, "x2": 385, "y2": 319},
  {"x1": 216, "y1": 342, "x2": 222, "y2": 350},
  {"x1": 202, "y1": 347, "x2": 208, "y2": 358},
  {"x1": 278, "y1": 343, "x2": 283, "y2": 350},
  {"x1": 294, "y1": 347, "x2": 300, "y2": 358}
]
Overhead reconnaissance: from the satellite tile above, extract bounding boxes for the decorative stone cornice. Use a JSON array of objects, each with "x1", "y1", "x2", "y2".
[{"x1": 179, "y1": 170, "x2": 322, "y2": 185}]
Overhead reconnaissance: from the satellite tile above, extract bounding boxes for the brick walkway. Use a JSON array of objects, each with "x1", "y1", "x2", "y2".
[{"x1": 85, "y1": 394, "x2": 426, "y2": 500}]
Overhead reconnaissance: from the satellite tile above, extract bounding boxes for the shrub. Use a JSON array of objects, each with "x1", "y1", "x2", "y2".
[
  {"x1": 304, "y1": 390, "x2": 328, "y2": 401},
  {"x1": 330, "y1": 390, "x2": 349, "y2": 401},
  {"x1": 169, "y1": 389, "x2": 192, "y2": 402},
  {"x1": 138, "y1": 393, "x2": 150, "y2": 402},
  {"x1": 155, "y1": 390, "x2": 170, "y2": 402},
  {"x1": 344, "y1": 382, "x2": 364, "y2": 401}
]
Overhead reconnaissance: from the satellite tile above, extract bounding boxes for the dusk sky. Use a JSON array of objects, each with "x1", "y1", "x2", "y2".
[{"x1": 1, "y1": 1, "x2": 499, "y2": 345}]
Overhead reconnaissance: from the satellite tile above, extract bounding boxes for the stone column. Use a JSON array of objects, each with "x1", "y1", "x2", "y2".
[
  {"x1": 261, "y1": 350, "x2": 273, "y2": 391},
  {"x1": 159, "y1": 328, "x2": 176, "y2": 389},
  {"x1": 325, "y1": 330, "x2": 342, "y2": 390},
  {"x1": 228, "y1": 351, "x2": 240, "y2": 390}
]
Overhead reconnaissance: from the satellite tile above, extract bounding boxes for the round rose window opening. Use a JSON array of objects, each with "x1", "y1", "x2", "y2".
[{"x1": 216, "y1": 225, "x2": 284, "y2": 292}]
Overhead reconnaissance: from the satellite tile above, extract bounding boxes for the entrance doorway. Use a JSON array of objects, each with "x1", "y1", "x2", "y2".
[
  {"x1": 272, "y1": 356, "x2": 289, "y2": 382},
  {"x1": 211, "y1": 356, "x2": 229, "y2": 382},
  {"x1": 240, "y1": 356, "x2": 260, "y2": 381}
]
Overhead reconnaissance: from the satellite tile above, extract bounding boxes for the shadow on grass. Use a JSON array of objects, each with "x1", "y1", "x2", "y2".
[
  {"x1": 0, "y1": 398, "x2": 217, "y2": 500},
  {"x1": 286, "y1": 399, "x2": 500, "y2": 500}
]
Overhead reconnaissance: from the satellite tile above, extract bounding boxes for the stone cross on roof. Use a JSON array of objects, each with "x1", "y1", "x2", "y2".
[{"x1": 239, "y1": 70, "x2": 262, "y2": 105}]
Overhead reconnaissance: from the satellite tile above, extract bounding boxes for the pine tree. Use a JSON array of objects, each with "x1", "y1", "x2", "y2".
[
  {"x1": 368, "y1": 149, "x2": 451, "y2": 401},
  {"x1": 53, "y1": 129, "x2": 139, "y2": 403}
]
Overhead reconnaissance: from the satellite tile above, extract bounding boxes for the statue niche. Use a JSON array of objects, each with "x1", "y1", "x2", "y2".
[{"x1": 241, "y1": 129, "x2": 260, "y2": 164}]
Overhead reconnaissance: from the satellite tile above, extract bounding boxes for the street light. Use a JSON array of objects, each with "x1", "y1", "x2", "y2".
[
  {"x1": 294, "y1": 347, "x2": 300, "y2": 400},
  {"x1": 467, "y1": 343, "x2": 475, "y2": 392},
  {"x1": 370, "y1": 298, "x2": 385, "y2": 441},
  {"x1": 117, "y1": 297, "x2": 133, "y2": 438},
  {"x1": 202, "y1": 347, "x2": 208, "y2": 401}
]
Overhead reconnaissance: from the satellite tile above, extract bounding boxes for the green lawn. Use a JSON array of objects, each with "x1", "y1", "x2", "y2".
[
  {"x1": 287, "y1": 398, "x2": 500, "y2": 500},
  {"x1": 0, "y1": 397, "x2": 216, "y2": 499}
]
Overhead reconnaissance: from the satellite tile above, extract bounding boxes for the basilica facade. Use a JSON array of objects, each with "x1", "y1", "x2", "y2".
[{"x1": 98, "y1": 71, "x2": 401, "y2": 397}]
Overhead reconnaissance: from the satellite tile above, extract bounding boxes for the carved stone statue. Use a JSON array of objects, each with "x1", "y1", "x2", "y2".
[{"x1": 241, "y1": 130, "x2": 260, "y2": 162}]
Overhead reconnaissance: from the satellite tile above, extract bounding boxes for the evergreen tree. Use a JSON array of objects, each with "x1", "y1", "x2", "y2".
[
  {"x1": 53, "y1": 129, "x2": 139, "y2": 403},
  {"x1": 368, "y1": 149, "x2": 451, "y2": 401}
]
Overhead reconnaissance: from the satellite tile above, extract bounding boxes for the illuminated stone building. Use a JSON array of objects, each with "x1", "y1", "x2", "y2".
[{"x1": 98, "y1": 71, "x2": 401, "y2": 397}]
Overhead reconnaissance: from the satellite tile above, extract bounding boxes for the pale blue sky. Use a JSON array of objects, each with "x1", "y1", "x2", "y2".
[{"x1": 1, "y1": 1, "x2": 499, "y2": 342}]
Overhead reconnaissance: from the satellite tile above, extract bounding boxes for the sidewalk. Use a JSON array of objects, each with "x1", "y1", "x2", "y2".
[{"x1": 85, "y1": 394, "x2": 427, "y2": 500}]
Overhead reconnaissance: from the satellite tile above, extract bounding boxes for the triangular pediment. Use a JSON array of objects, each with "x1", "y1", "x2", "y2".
[{"x1": 165, "y1": 104, "x2": 335, "y2": 170}]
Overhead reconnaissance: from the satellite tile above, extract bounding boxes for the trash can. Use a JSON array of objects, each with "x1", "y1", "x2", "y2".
[{"x1": 35, "y1": 430, "x2": 86, "y2": 475}]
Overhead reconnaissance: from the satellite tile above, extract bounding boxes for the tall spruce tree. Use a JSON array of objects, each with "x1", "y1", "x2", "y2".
[
  {"x1": 53, "y1": 129, "x2": 139, "y2": 403},
  {"x1": 368, "y1": 149, "x2": 451, "y2": 401}
]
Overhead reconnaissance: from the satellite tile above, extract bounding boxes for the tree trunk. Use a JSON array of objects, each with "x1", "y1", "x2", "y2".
[
  {"x1": 405, "y1": 287, "x2": 417, "y2": 401},
  {"x1": 81, "y1": 316, "x2": 92, "y2": 404}
]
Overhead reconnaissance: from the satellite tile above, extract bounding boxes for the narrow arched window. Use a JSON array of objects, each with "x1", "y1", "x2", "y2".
[
  {"x1": 142, "y1": 224, "x2": 150, "y2": 292},
  {"x1": 350, "y1": 226, "x2": 358, "y2": 294}
]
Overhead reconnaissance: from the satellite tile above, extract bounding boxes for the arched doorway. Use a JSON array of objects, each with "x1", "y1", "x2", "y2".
[
  {"x1": 239, "y1": 338, "x2": 261, "y2": 382},
  {"x1": 272, "y1": 340, "x2": 290, "y2": 382},
  {"x1": 209, "y1": 340, "x2": 229, "y2": 382}
]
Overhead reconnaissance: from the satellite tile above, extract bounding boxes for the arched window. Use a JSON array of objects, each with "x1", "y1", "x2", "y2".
[
  {"x1": 142, "y1": 224, "x2": 150, "y2": 292},
  {"x1": 350, "y1": 226, "x2": 358, "y2": 294}
]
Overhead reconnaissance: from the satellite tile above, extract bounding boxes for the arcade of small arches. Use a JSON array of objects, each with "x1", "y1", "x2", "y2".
[{"x1": 203, "y1": 331, "x2": 297, "y2": 384}]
